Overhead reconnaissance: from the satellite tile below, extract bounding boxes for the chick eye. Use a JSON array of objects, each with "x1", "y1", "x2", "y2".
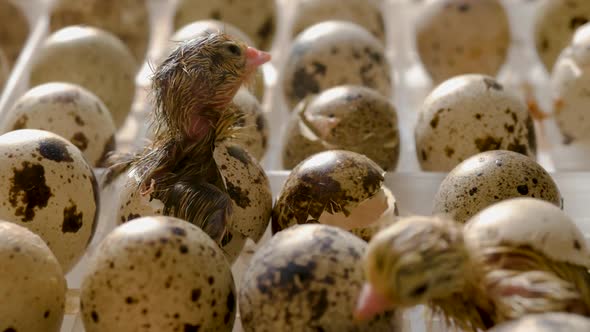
[
  {"x1": 409, "y1": 283, "x2": 429, "y2": 298},
  {"x1": 226, "y1": 44, "x2": 241, "y2": 56}
]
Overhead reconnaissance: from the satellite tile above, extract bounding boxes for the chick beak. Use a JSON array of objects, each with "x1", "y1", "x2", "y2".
[
  {"x1": 245, "y1": 46, "x2": 271, "y2": 71},
  {"x1": 354, "y1": 283, "x2": 394, "y2": 321}
]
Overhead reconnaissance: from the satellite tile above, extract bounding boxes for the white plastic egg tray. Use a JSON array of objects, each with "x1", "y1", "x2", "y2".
[{"x1": 1, "y1": 0, "x2": 590, "y2": 331}]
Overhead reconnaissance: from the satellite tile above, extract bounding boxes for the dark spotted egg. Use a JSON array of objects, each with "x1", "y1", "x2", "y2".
[
  {"x1": 273, "y1": 150, "x2": 398, "y2": 241},
  {"x1": 80, "y1": 216, "x2": 236, "y2": 331},
  {"x1": 232, "y1": 88, "x2": 269, "y2": 161},
  {"x1": 0, "y1": 221, "x2": 66, "y2": 332},
  {"x1": 0, "y1": 129, "x2": 98, "y2": 272},
  {"x1": 433, "y1": 150, "x2": 562, "y2": 223},
  {"x1": 2, "y1": 82, "x2": 116, "y2": 167},
  {"x1": 282, "y1": 21, "x2": 392, "y2": 109},
  {"x1": 239, "y1": 224, "x2": 398, "y2": 331},
  {"x1": 415, "y1": 74, "x2": 536, "y2": 171},
  {"x1": 488, "y1": 312, "x2": 590, "y2": 332}
]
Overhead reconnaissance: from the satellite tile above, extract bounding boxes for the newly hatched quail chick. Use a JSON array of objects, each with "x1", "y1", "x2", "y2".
[{"x1": 106, "y1": 32, "x2": 270, "y2": 244}]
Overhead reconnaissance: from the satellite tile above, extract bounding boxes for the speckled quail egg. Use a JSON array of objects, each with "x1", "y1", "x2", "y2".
[
  {"x1": 551, "y1": 23, "x2": 590, "y2": 144},
  {"x1": 282, "y1": 21, "x2": 392, "y2": 109},
  {"x1": 291, "y1": 0, "x2": 385, "y2": 42},
  {"x1": 0, "y1": 221, "x2": 66, "y2": 332},
  {"x1": 231, "y1": 88, "x2": 269, "y2": 161},
  {"x1": 80, "y1": 216, "x2": 236, "y2": 332},
  {"x1": 415, "y1": 74, "x2": 536, "y2": 171},
  {"x1": 240, "y1": 224, "x2": 398, "y2": 331},
  {"x1": 0, "y1": 0, "x2": 29, "y2": 67},
  {"x1": 415, "y1": 0, "x2": 510, "y2": 84},
  {"x1": 534, "y1": 0, "x2": 590, "y2": 72},
  {"x1": 282, "y1": 85, "x2": 399, "y2": 171},
  {"x1": 30, "y1": 26, "x2": 137, "y2": 128},
  {"x1": 49, "y1": 0, "x2": 150, "y2": 63},
  {"x1": 273, "y1": 150, "x2": 398, "y2": 241},
  {"x1": 170, "y1": 20, "x2": 266, "y2": 102},
  {"x1": 0, "y1": 129, "x2": 99, "y2": 271},
  {"x1": 2, "y1": 82, "x2": 117, "y2": 166},
  {"x1": 174, "y1": 0, "x2": 277, "y2": 50},
  {"x1": 488, "y1": 313, "x2": 590, "y2": 332},
  {"x1": 433, "y1": 150, "x2": 562, "y2": 223}
]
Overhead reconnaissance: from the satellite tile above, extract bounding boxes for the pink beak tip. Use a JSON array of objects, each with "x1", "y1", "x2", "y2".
[
  {"x1": 246, "y1": 46, "x2": 272, "y2": 67},
  {"x1": 354, "y1": 283, "x2": 394, "y2": 322}
]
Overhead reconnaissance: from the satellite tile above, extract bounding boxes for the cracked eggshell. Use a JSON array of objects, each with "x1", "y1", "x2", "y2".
[
  {"x1": 488, "y1": 312, "x2": 590, "y2": 332},
  {"x1": 0, "y1": 129, "x2": 99, "y2": 272},
  {"x1": 416, "y1": 0, "x2": 510, "y2": 84},
  {"x1": 49, "y1": 0, "x2": 150, "y2": 63},
  {"x1": 282, "y1": 85, "x2": 400, "y2": 171},
  {"x1": 80, "y1": 216, "x2": 236, "y2": 332},
  {"x1": 0, "y1": 221, "x2": 66, "y2": 332},
  {"x1": 230, "y1": 88, "x2": 269, "y2": 161},
  {"x1": 174, "y1": 0, "x2": 277, "y2": 50},
  {"x1": 2, "y1": 82, "x2": 117, "y2": 167},
  {"x1": 415, "y1": 74, "x2": 536, "y2": 172},
  {"x1": 465, "y1": 198, "x2": 590, "y2": 268},
  {"x1": 433, "y1": 150, "x2": 562, "y2": 223},
  {"x1": 282, "y1": 21, "x2": 392, "y2": 109},
  {"x1": 170, "y1": 20, "x2": 266, "y2": 101},
  {"x1": 30, "y1": 26, "x2": 137, "y2": 129},
  {"x1": 240, "y1": 224, "x2": 398, "y2": 331},
  {"x1": 0, "y1": 0, "x2": 28, "y2": 67},
  {"x1": 551, "y1": 23, "x2": 590, "y2": 144},
  {"x1": 291, "y1": 0, "x2": 385, "y2": 42},
  {"x1": 534, "y1": 0, "x2": 590, "y2": 72},
  {"x1": 273, "y1": 150, "x2": 398, "y2": 241}
]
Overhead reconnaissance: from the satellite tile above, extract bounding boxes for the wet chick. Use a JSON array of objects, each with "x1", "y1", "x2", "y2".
[{"x1": 106, "y1": 32, "x2": 270, "y2": 244}]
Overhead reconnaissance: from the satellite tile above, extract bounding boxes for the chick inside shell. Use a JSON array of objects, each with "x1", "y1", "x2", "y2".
[
  {"x1": 240, "y1": 224, "x2": 399, "y2": 331},
  {"x1": 169, "y1": 20, "x2": 266, "y2": 101},
  {"x1": 282, "y1": 20, "x2": 392, "y2": 109},
  {"x1": 29, "y1": 26, "x2": 137, "y2": 129},
  {"x1": 488, "y1": 313, "x2": 590, "y2": 332},
  {"x1": 415, "y1": 74, "x2": 536, "y2": 172},
  {"x1": 534, "y1": 0, "x2": 590, "y2": 72},
  {"x1": 80, "y1": 216, "x2": 236, "y2": 332},
  {"x1": 0, "y1": 0, "x2": 29, "y2": 67},
  {"x1": 433, "y1": 150, "x2": 562, "y2": 223},
  {"x1": 282, "y1": 85, "x2": 399, "y2": 171},
  {"x1": 273, "y1": 150, "x2": 398, "y2": 241},
  {"x1": 0, "y1": 221, "x2": 66, "y2": 332},
  {"x1": 174, "y1": 0, "x2": 277, "y2": 50},
  {"x1": 291, "y1": 0, "x2": 385, "y2": 43},
  {"x1": 49, "y1": 0, "x2": 150, "y2": 64},
  {"x1": 415, "y1": 0, "x2": 510, "y2": 84},
  {"x1": 2, "y1": 82, "x2": 117, "y2": 167}
]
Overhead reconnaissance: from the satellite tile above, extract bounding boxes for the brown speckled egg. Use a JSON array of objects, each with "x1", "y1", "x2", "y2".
[
  {"x1": 282, "y1": 85, "x2": 399, "y2": 171},
  {"x1": 534, "y1": 0, "x2": 590, "y2": 72},
  {"x1": 170, "y1": 20, "x2": 266, "y2": 101},
  {"x1": 3, "y1": 82, "x2": 117, "y2": 166},
  {"x1": 551, "y1": 23, "x2": 590, "y2": 144},
  {"x1": 49, "y1": 0, "x2": 150, "y2": 63},
  {"x1": 174, "y1": 0, "x2": 277, "y2": 50},
  {"x1": 282, "y1": 21, "x2": 392, "y2": 109},
  {"x1": 416, "y1": 0, "x2": 510, "y2": 84},
  {"x1": 415, "y1": 74, "x2": 536, "y2": 172},
  {"x1": 488, "y1": 313, "x2": 590, "y2": 332},
  {"x1": 273, "y1": 150, "x2": 398, "y2": 241},
  {"x1": 80, "y1": 216, "x2": 236, "y2": 332},
  {"x1": 292, "y1": 0, "x2": 385, "y2": 42},
  {"x1": 0, "y1": 129, "x2": 99, "y2": 271},
  {"x1": 240, "y1": 224, "x2": 398, "y2": 331},
  {"x1": 0, "y1": 0, "x2": 29, "y2": 67},
  {"x1": 0, "y1": 221, "x2": 66, "y2": 332},
  {"x1": 30, "y1": 26, "x2": 137, "y2": 128},
  {"x1": 433, "y1": 150, "x2": 562, "y2": 223},
  {"x1": 232, "y1": 88, "x2": 269, "y2": 161}
]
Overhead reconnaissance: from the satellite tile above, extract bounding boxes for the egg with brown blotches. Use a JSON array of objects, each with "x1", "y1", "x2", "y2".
[
  {"x1": 2, "y1": 82, "x2": 117, "y2": 167},
  {"x1": 433, "y1": 150, "x2": 562, "y2": 223},
  {"x1": 282, "y1": 21, "x2": 392, "y2": 109},
  {"x1": 415, "y1": 74, "x2": 536, "y2": 172},
  {"x1": 80, "y1": 216, "x2": 236, "y2": 332},
  {"x1": 231, "y1": 88, "x2": 269, "y2": 161},
  {"x1": 0, "y1": 221, "x2": 66, "y2": 332},
  {"x1": 282, "y1": 85, "x2": 399, "y2": 171},
  {"x1": 0, "y1": 129, "x2": 99, "y2": 272},
  {"x1": 30, "y1": 25, "x2": 137, "y2": 128}
]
